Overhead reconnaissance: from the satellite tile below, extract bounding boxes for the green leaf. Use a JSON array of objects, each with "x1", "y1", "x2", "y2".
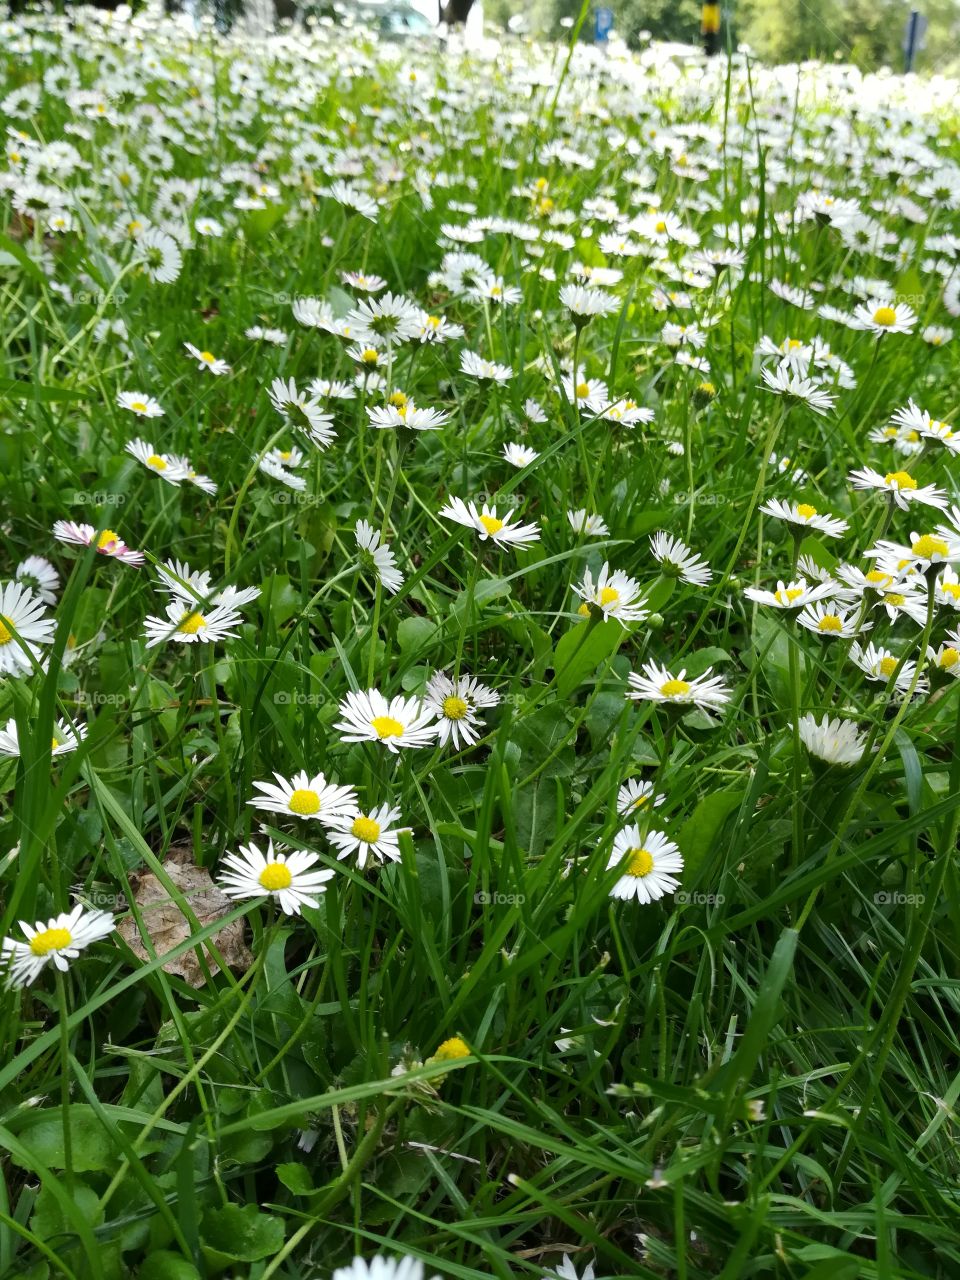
[
  {"x1": 553, "y1": 618, "x2": 625, "y2": 698},
  {"x1": 0, "y1": 229, "x2": 46, "y2": 283},
  {"x1": 276, "y1": 1162, "x2": 315, "y2": 1195},
  {"x1": 677, "y1": 789, "x2": 745, "y2": 884},
  {"x1": 201, "y1": 1203, "x2": 284, "y2": 1265},
  {"x1": 9, "y1": 1104, "x2": 114, "y2": 1173},
  {"x1": 0, "y1": 378, "x2": 87, "y2": 403},
  {"x1": 139, "y1": 1252, "x2": 202, "y2": 1280},
  {"x1": 397, "y1": 615, "x2": 437, "y2": 656},
  {"x1": 30, "y1": 1180, "x2": 103, "y2": 1242}
]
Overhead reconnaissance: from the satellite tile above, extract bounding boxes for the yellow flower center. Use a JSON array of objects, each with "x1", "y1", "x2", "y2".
[
  {"x1": 0, "y1": 616, "x2": 11, "y2": 645},
  {"x1": 866, "y1": 570, "x2": 891, "y2": 586},
  {"x1": 200, "y1": 351, "x2": 216, "y2": 363},
  {"x1": 655, "y1": 220, "x2": 667, "y2": 233},
  {"x1": 177, "y1": 612, "x2": 207, "y2": 635},
  {"x1": 818, "y1": 614, "x2": 843, "y2": 632},
  {"x1": 479, "y1": 515, "x2": 503, "y2": 536},
  {"x1": 147, "y1": 454, "x2": 166, "y2": 469},
  {"x1": 599, "y1": 586, "x2": 620, "y2": 606},
  {"x1": 51, "y1": 736, "x2": 59, "y2": 749},
  {"x1": 288, "y1": 788, "x2": 320, "y2": 815},
  {"x1": 575, "y1": 381, "x2": 590, "y2": 399},
  {"x1": 942, "y1": 583, "x2": 960, "y2": 600},
  {"x1": 351, "y1": 815, "x2": 381, "y2": 842},
  {"x1": 433, "y1": 1036, "x2": 470, "y2": 1061},
  {"x1": 127, "y1": 220, "x2": 142, "y2": 234},
  {"x1": 371, "y1": 715, "x2": 404, "y2": 740},
  {"x1": 939, "y1": 647, "x2": 959, "y2": 668},
  {"x1": 426, "y1": 315, "x2": 440, "y2": 328},
  {"x1": 795, "y1": 503, "x2": 818, "y2": 520},
  {"x1": 885, "y1": 470, "x2": 917, "y2": 490},
  {"x1": 774, "y1": 587, "x2": 804, "y2": 605},
  {"x1": 96, "y1": 529, "x2": 118, "y2": 550},
  {"x1": 362, "y1": 349, "x2": 379, "y2": 364},
  {"x1": 389, "y1": 391, "x2": 407, "y2": 407},
  {"x1": 885, "y1": 593, "x2": 905, "y2": 606},
  {"x1": 625, "y1": 847, "x2": 654, "y2": 877},
  {"x1": 577, "y1": 602, "x2": 591, "y2": 616},
  {"x1": 442, "y1": 695, "x2": 469, "y2": 721},
  {"x1": 258, "y1": 862, "x2": 292, "y2": 891},
  {"x1": 660, "y1": 678, "x2": 690, "y2": 697},
  {"x1": 872, "y1": 306, "x2": 897, "y2": 326},
  {"x1": 912, "y1": 535, "x2": 948, "y2": 560},
  {"x1": 130, "y1": 400, "x2": 147, "y2": 412},
  {"x1": 29, "y1": 926, "x2": 72, "y2": 956},
  {"x1": 879, "y1": 656, "x2": 898, "y2": 677}
]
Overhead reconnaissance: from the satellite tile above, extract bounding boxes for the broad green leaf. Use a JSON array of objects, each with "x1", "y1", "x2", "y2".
[
  {"x1": 677, "y1": 789, "x2": 745, "y2": 884},
  {"x1": 201, "y1": 1203, "x2": 284, "y2": 1265},
  {"x1": 553, "y1": 618, "x2": 624, "y2": 698},
  {"x1": 9, "y1": 1104, "x2": 115, "y2": 1173}
]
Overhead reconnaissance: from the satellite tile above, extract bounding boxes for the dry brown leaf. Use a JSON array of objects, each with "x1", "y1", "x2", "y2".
[{"x1": 118, "y1": 844, "x2": 252, "y2": 988}]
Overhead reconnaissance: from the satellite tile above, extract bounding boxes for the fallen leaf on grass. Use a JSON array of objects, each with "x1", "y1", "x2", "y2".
[{"x1": 118, "y1": 844, "x2": 252, "y2": 987}]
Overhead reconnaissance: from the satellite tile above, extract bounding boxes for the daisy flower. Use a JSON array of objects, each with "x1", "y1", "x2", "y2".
[
  {"x1": 607, "y1": 827, "x2": 684, "y2": 904},
  {"x1": 867, "y1": 531, "x2": 960, "y2": 574},
  {"x1": 847, "y1": 468, "x2": 946, "y2": 511},
  {"x1": 922, "y1": 325, "x2": 952, "y2": 347},
  {"x1": 327, "y1": 803, "x2": 407, "y2": 869},
  {"x1": 2, "y1": 904, "x2": 115, "y2": 988},
  {"x1": 346, "y1": 292, "x2": 421, "y2": 344},
  {"x1": 217, "y1": 840, "x2": 335, "y2": 916},
  {"x1": 126, "y1": 438, "x2": 188, "y2": 484},
  {"x1": 367, "y1": 402, "x2": 450, "y2": 431},
  {"x1": 849, "y1": 641, "x2": 924, "y2": 693},
  {"x1": 460, "y1": 350, "x2": 513, "y2": 384},
  {"x1": 355, "y1": 520, "x2": 404, "y2": 594},
  {"x1": 0, "y1": 716, "x2": 86, "y2": 757},
  {"x1": 936, "y1": 567, "x2": 960, "y2": 611},
  {"x1": 626, "y1": 660, "x2": 730, "y2": 710},
  {"x1": 154, "y1": 560, "x2": 260, "y2": 611},
  {"x1": 416, "y1": 311, "x2": 464, "y2": 344},
  {"x1": 142, "y1": 601, "x2": 245, "y2": 649},
  {"x1": 133, "y1": 225, "x2": 182, "y2": 284},
  {"x1": 332, "y1": 1255, "x2": 439, "y2": 1280},
  {"x1": 248, "y1": 770, "x2": 357, "y2": 825},
  {"x1": 743, "y1": 579, "x2": 834, "y2": 610},
  {"x1": 617, "y1": 778, "x2": 665, "y2": 816},
  {"x1": 117, "y1": 390, "x2": 164, "y2": 418},
  {"x1": 559, "y1": 374, "x2": 609, "y2": 412},
  {"x1": 439, "y1": 498, "x2": 540, "y2": 549},
  {"x1": 334, "y1": 689, "x2": 437, "y2": 752},
  {"x1": 502, "y1": 442, "x2": 539, "y2": 468},
  {"x1": 760, "y1": 498, "x2": 849, "y2": 539},
  {"x1": 260, "y1": 453, "x2": 306, "y2": 491},
  {"x1": 268, "y1": 377, "x2": 336, "y2": 449},
  {"x1": 927, "y1": 642, "x2": 960, "y2": 678},
  {"x1": 0, "y1": 580, "x2": 50, "y2": 676},
  {"x1": 649, "y1": 532, "x2": 712, "y2": 585},
  {"x1": 559, "y1": 283, "x2": 620, "y2": 322},
  {"x1": 166, "y1": 455, "x2": 217, "y2": 495},
  {"x1": 15, "y1": 555, "x2": 59, "y2": 605},
  {"x1": 760, "y1": 365, "x2": 835, "y2": 416},
  {"x1": 424, "y1": 671, "x2": 499, "y2": 749},
  {"x1": 796, "y1": 601, "x2": 865, "y2": 638},
  {"x1": 851, "y1": 298, "x2": 917, "y2": 335},
  {"x1": 573, "y1": 562, "x2": 648, "y2": 626},
  {"x1": 184, "y1": 342, "x2": 230, "y2": 375},
  {"x1": 797, "y1": 714, "x2": 868, "y2": 767},
  {"x1": 53, "y1": 520, "x2": 145, "y2": 566},
  {"x1": 567, "y1": 509, "x2": 609, "y2": 537},
  {"x1": 525, "y1": 398, "x2": 548, "y2": 423},
  {"x1": 342, "y1": 270, "x2": 387, "y2": 293}
]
